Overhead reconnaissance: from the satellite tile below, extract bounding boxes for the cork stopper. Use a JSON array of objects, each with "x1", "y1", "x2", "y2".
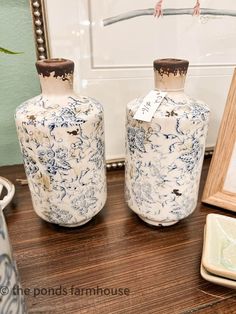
[
  {"x1": 36, "y1": 58, "x2": 74, "y2": 78},
  {"x1": 153, "y1": 58, "x2": 189, "y2": 77}
]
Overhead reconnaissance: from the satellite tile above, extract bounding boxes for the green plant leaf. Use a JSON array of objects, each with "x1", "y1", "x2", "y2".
[{"x1": 0, "y1": 47, "x2": 23, "y2": 55}]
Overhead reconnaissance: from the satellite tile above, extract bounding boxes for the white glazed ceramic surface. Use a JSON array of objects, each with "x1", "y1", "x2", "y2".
[
  {"x1": 203, "y1": 213, "x2": 236, "y2": 281},
  {"x1": 0, "y1": 177, "x2": 26, "y2": 313},
  {"x1": 125, "y1": 72, "x2": 210, "y2": 226},
  {"x1": 15, "y1": 69, "x2": 107, "y2": 227}
]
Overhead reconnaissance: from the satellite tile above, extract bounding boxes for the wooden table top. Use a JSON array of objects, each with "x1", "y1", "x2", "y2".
[{"x1": 1, "y1": 159, "x2": 236, "y2": 314}]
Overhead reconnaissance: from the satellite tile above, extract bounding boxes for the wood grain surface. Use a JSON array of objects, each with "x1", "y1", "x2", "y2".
[
  {"x1": 1, "y1": 159, "x2": 236, "y2": 314},
  {"x1": 202, "y1": 69, "x2": 236, "y2": 212}
]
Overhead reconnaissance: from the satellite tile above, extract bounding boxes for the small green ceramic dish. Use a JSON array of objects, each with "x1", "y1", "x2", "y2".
[{"x1": 202, "y1": 214, "x2": 236, "y2": 281}]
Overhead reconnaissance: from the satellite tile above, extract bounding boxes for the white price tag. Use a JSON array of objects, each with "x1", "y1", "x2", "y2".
[{"x1": 133, "y1": 90, "x2": 167, "y2": 122}]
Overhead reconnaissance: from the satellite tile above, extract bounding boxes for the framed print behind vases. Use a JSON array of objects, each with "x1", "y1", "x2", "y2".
[
  {"x1": 30, "y1": 0, "x2": 236, "y2": 164},
  {"x1": 202, "y1": 70, "x2": 236, "y2": 212}
]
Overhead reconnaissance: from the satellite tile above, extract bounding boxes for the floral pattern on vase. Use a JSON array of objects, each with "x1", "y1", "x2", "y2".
[
  {"x1": 125, "y1": 59, "x2": 210, "y2": 227},
  {"x1": 0, "y1": 177, "x2": 26, "y2": 313},
  {"x1": 15, "y1": 59, "x2": 107, "y2": 227}
]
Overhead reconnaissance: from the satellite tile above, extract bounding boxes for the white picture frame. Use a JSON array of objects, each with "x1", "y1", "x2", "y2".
[{"x1": 30, "y1": 0, "x2": 236, "y2": 164}]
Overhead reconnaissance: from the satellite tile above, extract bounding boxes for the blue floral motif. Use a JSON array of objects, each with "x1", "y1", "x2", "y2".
[
  {"x1": 0, "y1": 210, "x2": 26, "y2": 313},
  {"x1": 179, "y1": 137, "x2": 204, "y2": 172},
  {"x1": 127, "y1": 126, "x2": 146, "y2": 154},
  {"x1": 22, "y1": 149, "x2": 39, "y2": 176},
  {"x1": 55, "y1": 147, "x2": 68, "y2": 160},
  {"x1": 72, "y1": 187, "x2": 97, "y2": 215},
  {"x1": 37, "y1": 147, "x2": 71, "y2": 175},
  {"x1": 48, "y1": 107, "x2": 86, "y2": 133},
  {"x1": 89, "y1": 138, "x2": 105, "y2": 169},
  {"x1": 132, "y1": 182, "x2": 155, "y2": 206},
  {"x1": 15, "y1": 94, "x2": 107, "y2": 227},
  {"x1": 125, "y1": 94, "x2": 210, "y2": 224},
  {"x1": 191, "y1": 103, "x2": 209, "y2": 122},
  {"x1": 43, "y1": 205, "x2": 73, "y2": 225}
]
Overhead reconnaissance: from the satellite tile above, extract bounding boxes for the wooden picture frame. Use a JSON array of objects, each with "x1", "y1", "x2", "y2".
[{"x1": 202, "y1": 69, "x2": 236, "y2": 211}]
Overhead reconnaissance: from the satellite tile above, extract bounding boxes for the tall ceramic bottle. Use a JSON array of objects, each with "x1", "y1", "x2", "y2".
[
  {"x1": 125, "y1": 59, "x2": 210, "y2": 226},
  {"x1": 15, "y1": 59, "x2": 107, "y2": 227}
]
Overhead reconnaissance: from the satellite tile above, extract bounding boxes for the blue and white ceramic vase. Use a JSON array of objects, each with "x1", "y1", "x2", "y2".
[
  {"x1": 15, "y1": 59, "x2": 107, "y2": 227},
  {"x1": 125, "y1": 59, "x2": 210, "y2": 227},
  {"x1": 0, "y1": 177, "x2": 26, "y2": 313}
]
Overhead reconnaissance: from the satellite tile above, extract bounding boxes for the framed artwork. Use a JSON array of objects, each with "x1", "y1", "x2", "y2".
[
  {"x1": 30, "y1": 0, "x2": 236, "y2": 166},
  {"x1": 202, "y1": 69, "x2": 236, "y2": 211}
]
